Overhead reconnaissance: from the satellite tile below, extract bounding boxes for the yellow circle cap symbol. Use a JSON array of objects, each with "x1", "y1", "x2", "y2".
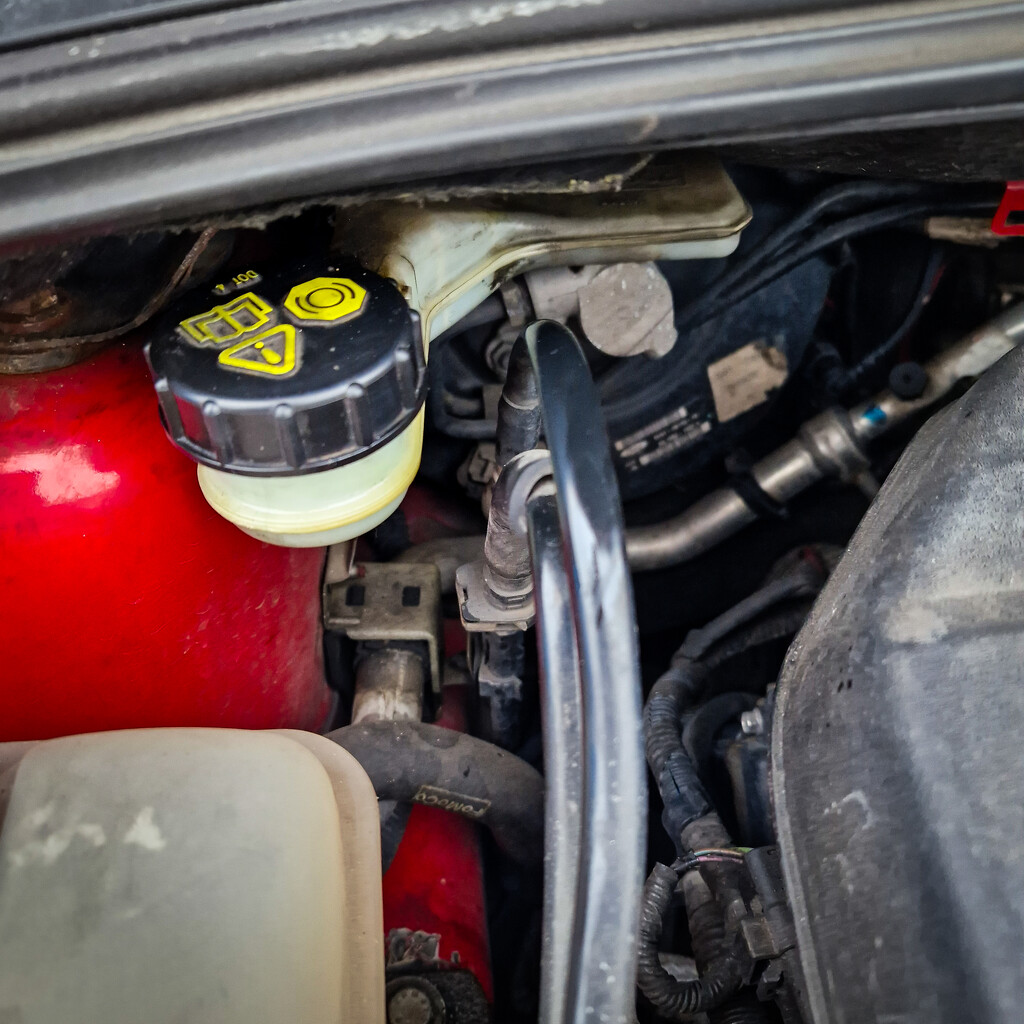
[{"x1": 284, "y1": 277, "x2": 367, "y2": 323}]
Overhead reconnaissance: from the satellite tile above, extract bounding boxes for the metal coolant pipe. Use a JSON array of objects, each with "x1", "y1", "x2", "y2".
[{"x1": 626, "y1": 303, "x2": 1024, "y2": 572}]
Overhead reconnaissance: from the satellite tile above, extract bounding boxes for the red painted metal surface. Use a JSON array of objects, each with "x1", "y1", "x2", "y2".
[
  {"x1": 382, "y1": 681, "x2": 493, "y2": 1000},
  {"x1": 0, "y1": 341, "x2": 331, "y2": 740},
  {"x1": 382, "y1": 807, "x2": 493, "y2": 998}
]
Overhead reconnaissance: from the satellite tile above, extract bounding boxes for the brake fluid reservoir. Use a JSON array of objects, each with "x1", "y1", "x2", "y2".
[
  {"x1": 146, "y1": 262, "x2": 425, "y2": 546},
  {"x1": 337, "y1": 156, "x2": 750, "y2": 341}
]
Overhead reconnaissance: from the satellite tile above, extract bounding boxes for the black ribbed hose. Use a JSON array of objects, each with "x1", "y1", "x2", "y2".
[
  {"x1": 639, "y1": 554, "x2": 831, "y2": 1019},
  {"x1": 639, "y1": 650, "x2": 747, "y2": 1019},
  {"x1": 637, "y1": 863, "x2": 745, "y2": 1019},
  {"x1": 645, "y1": 551, "x2": 829, "y2": 850},
  {"x1": 644, "y1": 658, "x2": 715, "y2": 852}
]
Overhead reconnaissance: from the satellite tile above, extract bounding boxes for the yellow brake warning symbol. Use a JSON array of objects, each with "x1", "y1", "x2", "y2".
[
  {"x1": 179, "y1": 292, "x2": 273, "y2": 345},
  {"x1": 218, "y1": 325, "x2": 298, "y2": 377},
  {"x1": 284, "y1": 277, "x2": 366, "y2": 324}
]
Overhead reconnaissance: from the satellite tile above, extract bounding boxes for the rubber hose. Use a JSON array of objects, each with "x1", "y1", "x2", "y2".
[
  {"x1": 644, "y1": 659, "x2": 714, "y2": 846},
  {"x1": 680, "y1": 180, "x2": 931, "y2": 325},
  {"x1": 644, "y1": 659, "x2": 705, "y2": 779},
  {"x1": 677, "y1": 561, "x2": 824, "y2": 662},
  {"x1": 495, "y1": 335, "x2": 542, "y2": 469},
  {"x1": 647, "y1": 554, "x2": 831, "y2": 845},
  {"x1": 379, "y1": 800, "x2": 411, "y2": 873},
  {"x1": 637, "y1": 863, "x2": 744, "y2": 1019},
  {"x1": 688, "y1": 198, "x2": 993, "y2": 331},
  {"x1": 328, "y1": 720, "x2": 544, "y2": 867},
  {"x1": 700, "y1": 603, "x2": 814, "y2": 671},
  {"x1": 428, "y1": 379, "x2": 495, "y2": 439},
  {"x1": 427, "y1": 341, "x2": 497, "y2": 439},
  {"x1": 845, "y1": 246, "x2": 945, "y2": 393},
  {"x1": 640, "y1": 561, "x2": 829, "y2": 1016}
]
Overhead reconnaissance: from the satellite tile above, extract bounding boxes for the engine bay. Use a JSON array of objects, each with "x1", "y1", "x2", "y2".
[{"x1": 3, "y1": 150, "x2": 1024, "y2": 1024}]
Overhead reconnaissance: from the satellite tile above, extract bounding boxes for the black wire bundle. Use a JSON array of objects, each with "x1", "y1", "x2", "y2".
[{"x1": 675, "y1": 180, "x2": 995, "y2": 334}]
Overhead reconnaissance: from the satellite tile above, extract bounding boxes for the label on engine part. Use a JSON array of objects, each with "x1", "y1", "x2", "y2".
[
  {"x1": 218, "y1": 325, "x2": 298, "y2": 377},
  {"x1": 413, "y1": 785, "x2": 491, "y2": 819},
  {"x1": 284, "y1": 277, "x2": 367, "y2": 324},
  {"x1": 613, "y1": 401, "x2": 714, "y2": 473},
  {"x1": 707, "y1": 339, "x2": 788, "y2": 423},
  {"x1": 178, "y1": 291, "x2": 274, "y2": 345}
]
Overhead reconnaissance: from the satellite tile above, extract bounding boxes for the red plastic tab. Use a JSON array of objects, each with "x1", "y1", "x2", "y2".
[{"x1": 991, "y1": 181, "x2": 1024, "y2": 236}]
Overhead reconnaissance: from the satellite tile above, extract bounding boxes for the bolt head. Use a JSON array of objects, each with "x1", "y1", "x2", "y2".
[{"x1": 740, "y1": 707, "x2": 765, "y2": 736}]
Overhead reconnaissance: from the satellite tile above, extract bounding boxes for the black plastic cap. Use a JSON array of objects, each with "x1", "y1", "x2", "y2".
[
  {"x1": 145, "y1": 260, "x2": 425, "y2": 476},
  {"x1": 888, "y1": 360, "x2": 929, "y2": 401}
]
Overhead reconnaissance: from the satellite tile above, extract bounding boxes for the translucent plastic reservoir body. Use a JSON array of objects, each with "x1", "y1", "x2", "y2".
[{"x1": 0, "y1": 728, "x2": 385, "y2": 1024}]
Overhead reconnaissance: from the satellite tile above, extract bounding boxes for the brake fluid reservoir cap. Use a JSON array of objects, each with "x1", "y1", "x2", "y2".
[{"x1": 145, "y1": 261, "x2": 426, "y2": 546}]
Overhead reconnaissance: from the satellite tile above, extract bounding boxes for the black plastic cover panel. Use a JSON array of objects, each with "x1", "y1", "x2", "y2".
[{"x1": 773, "y1": 343, "x2": 1024, "y2": 1024}]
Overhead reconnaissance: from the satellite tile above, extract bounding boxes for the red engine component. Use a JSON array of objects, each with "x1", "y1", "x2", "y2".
[
  {"x1": 0, "y1": 342, "x2": 331, "y2": 740},
  {"x1": 382, "y1": 682, "x2": 493, "y2": 1000}
]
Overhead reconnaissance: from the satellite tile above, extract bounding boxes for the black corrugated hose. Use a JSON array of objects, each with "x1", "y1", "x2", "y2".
[
  {"x1": 637, "y1": 549, "x2": 830, "y2": 1020},
  {"x1": 637, "y1": 862, "x2": 745, "y2": 1018},
  {"x1": 644, "y1": 658, "x2": 715, "y2": 851}
]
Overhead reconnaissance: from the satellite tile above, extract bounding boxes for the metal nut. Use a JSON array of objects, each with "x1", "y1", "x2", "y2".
[{"x1": 740, "y1": 707, "x2": 765, "y2": 736}]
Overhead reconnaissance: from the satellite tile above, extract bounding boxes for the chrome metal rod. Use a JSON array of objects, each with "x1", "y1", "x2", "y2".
[
  {"x1": 527, "y1": 486, "x2": 584, "y2": 1024},
  {"x1": 523, "y1": 319, "x2": 647, "y2": 1024},
  {"x1": 626, "y1": 302, "x2": 1024, "y2": 572}
]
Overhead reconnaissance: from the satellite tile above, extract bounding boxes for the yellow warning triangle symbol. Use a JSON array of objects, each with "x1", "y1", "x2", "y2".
[{"x1": 218, "y1": 325, "x2": 298, "y2": 376}]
